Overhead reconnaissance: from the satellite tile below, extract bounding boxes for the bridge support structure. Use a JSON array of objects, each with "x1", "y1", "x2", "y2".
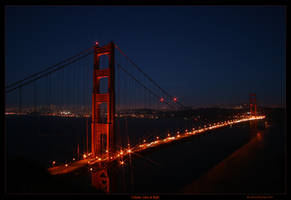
[
  {"x1": 92, "y1": 168, "x2": 110, "y2": 192},
  {"x1": 91, "y1": 41, "x2": 115, "y2": 158},
  {"x1": 250, "y1": 93, "x2": 257, "y2": 116},
  {"x1": 250, "y1": 93, "x2": 258, "y2": 129}
]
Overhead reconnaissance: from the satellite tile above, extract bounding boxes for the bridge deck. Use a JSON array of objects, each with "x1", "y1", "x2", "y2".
[{"x1": 48, "y1": 115, "x2": 265, "y2": 175}]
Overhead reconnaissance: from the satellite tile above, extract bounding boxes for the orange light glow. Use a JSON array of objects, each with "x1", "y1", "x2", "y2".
[{"x1": 48, "y1": 115, "x2": 266, "y2": 175}]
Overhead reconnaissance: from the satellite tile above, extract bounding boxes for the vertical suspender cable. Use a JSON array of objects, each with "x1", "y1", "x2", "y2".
[
  {"x1": 33, "y1": 81, "x2": 36, "y2": 113},
  {"x1": 61, "y1": 68, "x2": 64, "y2": 112},
  {"x1": 49, "y1": 73, "x2": 51, "y2": 113},
  {"x1": 18, "y1": 86, "x2": 22, "y2": 114},
  {"x1": 46, "y1": 75, "x2": 49, "y2": 113}
]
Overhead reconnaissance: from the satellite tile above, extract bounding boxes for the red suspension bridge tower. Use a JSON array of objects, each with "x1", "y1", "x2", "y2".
[
  {"x1": 250, "y1": 93, "x2": 257, "y2": 116},
  {"x1": 249, "y1": 93, "x2": 258, "y2": 129},
  {"x1": 91, "y1": 41, "x2": 115, "y2": 157}
]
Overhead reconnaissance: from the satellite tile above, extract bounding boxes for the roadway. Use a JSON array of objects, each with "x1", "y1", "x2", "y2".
[{"x1": 48, "y1": 115, "x2": 265, "y2": 176}]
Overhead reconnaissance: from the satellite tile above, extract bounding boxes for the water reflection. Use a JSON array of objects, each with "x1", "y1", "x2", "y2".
[
  {"x1": 256, "y1": 132, "x2": 262, "y2": 142},
  {"x1": 91, "y1": 120, "x2": 268, "y2": 193}
]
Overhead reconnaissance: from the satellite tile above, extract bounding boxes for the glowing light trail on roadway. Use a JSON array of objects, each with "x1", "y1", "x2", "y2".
[{"x1": 48, "y1": 115, "x2": 265, "y2": 175}]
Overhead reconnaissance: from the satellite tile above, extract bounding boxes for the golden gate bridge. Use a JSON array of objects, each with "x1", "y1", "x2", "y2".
[{"x1": 5, "y1": 41, "x2": 265, "y2": 192}]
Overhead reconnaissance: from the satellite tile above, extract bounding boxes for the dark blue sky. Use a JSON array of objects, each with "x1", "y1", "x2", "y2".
[{"x1": 5, "y1": 6, "x2": 286, "y2": 107}]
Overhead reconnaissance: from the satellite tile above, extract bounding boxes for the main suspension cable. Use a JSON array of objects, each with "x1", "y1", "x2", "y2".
[
  {"x1": 115, "y1": 44, "x2": 185, "y2": 108},
  {"x1": 117, "y1": 64, "x2": 176, "y2": 109}
]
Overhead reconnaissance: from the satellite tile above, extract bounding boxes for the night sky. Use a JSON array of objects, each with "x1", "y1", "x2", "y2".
[{"x1": 5, "y1": 6, "x2": 286, "y2": 108}]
